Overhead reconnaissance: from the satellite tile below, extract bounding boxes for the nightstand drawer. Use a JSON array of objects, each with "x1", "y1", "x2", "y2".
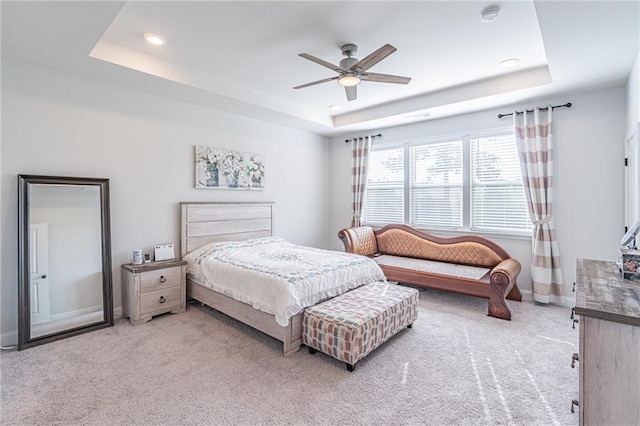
[
  {"x1": 140, "y1": 286, "x2": 182, "y2": 315},
  {"x1": 140, "y1": 266, "x2": 182, "y2": 293}
]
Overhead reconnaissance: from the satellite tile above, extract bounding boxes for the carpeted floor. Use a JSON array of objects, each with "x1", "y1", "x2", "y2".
[{"x1": 1, "y1": 287, "x2": 579, "y2": 425}]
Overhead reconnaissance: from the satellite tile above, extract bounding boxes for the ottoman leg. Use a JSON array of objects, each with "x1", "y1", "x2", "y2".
[
  {"x1": 347, "y1": 363, "x2": 355, "y2": 372},
  {"x1": 308, "y1": 347, "x2": 317, "y2": 355},
  {"x1": 407, "y1": 323, "x2": 413, "y2": 329}
]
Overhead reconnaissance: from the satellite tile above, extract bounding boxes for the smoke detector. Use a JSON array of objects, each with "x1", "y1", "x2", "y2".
[{"x1": 480, "y1": 5, "x2": 500, "y2": 23}]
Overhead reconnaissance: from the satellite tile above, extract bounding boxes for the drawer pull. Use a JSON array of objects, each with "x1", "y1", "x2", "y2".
[
  {"x1": 571, "y1": 353, "x2": 579, "y2": 368},
  {"x1": 159, "y1": 296, "x2": 166, "y2": 304},
  {"x1": 571, "y1": 399, "x2": 579, "y2": 413},
  {"x1": 570, "y1": 307, "x2": 575, "y2": 320},
  {"x1": 159, "y1": 276, "x2": 167, "y2": 283},
  {"x1": 572, "y1": 319, "x2": 579, "y2": 329}
]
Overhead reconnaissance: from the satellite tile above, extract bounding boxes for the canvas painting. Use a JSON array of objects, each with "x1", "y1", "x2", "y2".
[{"x1": 195, "y1": 146, "x2": 265, "y2": 190}]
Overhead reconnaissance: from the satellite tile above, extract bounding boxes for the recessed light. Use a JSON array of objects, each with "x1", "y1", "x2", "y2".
[
  {"x1": 499, "y1": 58, "x2": 520, "y2": 68},
  {"x1": 480, "y1": 5, "x2": 500, "y2": 23},
  {"x1": 144, "y1": 33, "x2": 166, "y2": 46},
  {"x1": 329, "y1": 105, "x2": 342, "y2": 110}
]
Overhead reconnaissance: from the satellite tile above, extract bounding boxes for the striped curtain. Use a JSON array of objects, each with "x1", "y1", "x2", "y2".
[
  {"x1": 514, "y1": 107, "x2": 564, "y2": 303},
  {"x1": 351, "y1": 136, "x2": 372, "y2": 227}
]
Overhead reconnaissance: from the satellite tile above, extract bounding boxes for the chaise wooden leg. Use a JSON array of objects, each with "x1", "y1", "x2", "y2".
[
  {"x1": 506, "y1": 284, "x2": 523, "y2": 301},
  {"x1": 308, "y1": 347, "x2": 317, "y2": 354},
  {"x1": 407, "y1": 323, "x2": 413, "y2": 328},
  {"x1": 347, "y1": 363, "x2": 355, "y2": 372},
  {"x1": 487, "y1": 299, "x2": 511, "y2": 321},
  {"x1": 488, "y1": 271, "x2": 513, "y2": 321}
]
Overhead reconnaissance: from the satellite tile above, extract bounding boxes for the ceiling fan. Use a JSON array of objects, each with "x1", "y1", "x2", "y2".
[{"x1": 293, "y1": 43, "x2": 411, "y2": 102}]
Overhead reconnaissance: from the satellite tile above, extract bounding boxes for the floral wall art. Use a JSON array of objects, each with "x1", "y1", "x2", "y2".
[{"x1": 195, "y1": 146, "x2": 265, "y2": 190}]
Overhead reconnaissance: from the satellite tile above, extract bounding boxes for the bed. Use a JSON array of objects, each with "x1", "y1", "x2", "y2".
[{"x1": 180, "y1": 202, "x2": 385, "y2": 357}]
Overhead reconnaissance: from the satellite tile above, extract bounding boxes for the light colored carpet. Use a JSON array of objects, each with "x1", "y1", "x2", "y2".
[{"x1": 1, "y1": 287, "x2": 579, "y2": 425}]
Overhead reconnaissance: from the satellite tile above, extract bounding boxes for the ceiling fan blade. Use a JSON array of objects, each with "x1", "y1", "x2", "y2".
[
  {"x1": 362, "y1": 72, "x2": 411, "y2": 84},
  {"x1": 345, "y1": 85, "x2": 357, "y2": 102},
  {"x1": 350, "y1": 44, "x2": 397, "y2": 72},
  {"x1": 298, "y1": 53, "x2": 344, "y2": 73},
  {"x1": 293, "y1": 76, "x2": 339, "y2": 89}
]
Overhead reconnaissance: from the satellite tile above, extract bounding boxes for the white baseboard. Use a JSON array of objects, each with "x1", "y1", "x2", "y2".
[
  {"x1": 518, "y1": 289, "x2": 534, "y2": 302},
  {"x1": 1, "y1": 306, "x2": 124, "y2": 348},
  {"x1": 1, "y1": 329, "x2": 17, "y2": 348},
  {"x1": 49, "y1": 305, "x2": 103, "y2": 322},
  {"x1": 49, "y1": 305, "x2": 123, "y2": 321},
  {"x1": 518, "y1": 289, "x2": 574, "y2": 307},
  {"x1": 551, "y1": 295, "x2": 575, "y2": 307}
]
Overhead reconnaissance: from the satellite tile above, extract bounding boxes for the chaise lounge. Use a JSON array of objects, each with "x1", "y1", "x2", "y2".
[{"x1": 338, "y1": 224, "x2": 522, "y2": 320}]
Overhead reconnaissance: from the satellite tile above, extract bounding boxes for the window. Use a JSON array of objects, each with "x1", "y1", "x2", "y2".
[
  {"x1": 363, "y1": 131, "x2": 531, "y2": 234},
  {"x1": 471, "y1": 135, "x2": 530, "y2": 232},
  {"x1": 364, "y1": 147, "x2": 404, "y2": 224},
  {"x1": 410, "y1": 141, "x2": 463, "y2": 228}
]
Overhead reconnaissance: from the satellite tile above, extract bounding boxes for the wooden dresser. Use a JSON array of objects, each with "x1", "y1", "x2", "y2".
[
  {"x1": 122, "y1": 259, "x2": 187, "y2": 325},
  {"x1": 575, "y1": 259, "x2": 640, "y2": 425}
]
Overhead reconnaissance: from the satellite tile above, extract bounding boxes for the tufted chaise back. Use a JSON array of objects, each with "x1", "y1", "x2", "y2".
[{"x1": 375, "y1": 226, "x2": 507, "y2": 268}]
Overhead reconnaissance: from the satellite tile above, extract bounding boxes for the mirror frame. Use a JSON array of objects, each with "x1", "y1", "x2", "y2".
[{"x1": 18, "y1": 175, "x2": 114, "y2": 350}]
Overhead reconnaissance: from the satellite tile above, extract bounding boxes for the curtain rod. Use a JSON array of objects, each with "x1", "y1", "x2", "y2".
[
  {"x1": 497, "y1": 102, "x2": 572, "y2": 119},
  {"x1": 344, "y1": 133, "x2": 382, "y2": 143}
]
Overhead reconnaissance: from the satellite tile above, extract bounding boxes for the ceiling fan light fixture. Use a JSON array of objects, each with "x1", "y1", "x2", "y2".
[
  {"x1": 144, "y1": 33, "x2": 166, "y2": 46},
  {"x1": 338, "y1": 73, "x2": 361, "y2": 87},
  {"x1": 295, "y1": 43, "x2": 409, "y2": 101}
]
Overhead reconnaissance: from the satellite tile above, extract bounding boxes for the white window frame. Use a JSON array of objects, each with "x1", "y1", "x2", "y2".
[{"x1": 363, "y1": 128, "x2": 532, "y2": 239}]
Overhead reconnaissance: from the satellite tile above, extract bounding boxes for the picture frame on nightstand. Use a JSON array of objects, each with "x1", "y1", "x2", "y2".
[{"x1": 154, "y1": 243, "x2": 175, "y2": 261}]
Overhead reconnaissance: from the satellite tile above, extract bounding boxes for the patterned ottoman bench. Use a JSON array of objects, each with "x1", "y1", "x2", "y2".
[{"x1": 302, "y1": 281, "x2": 419, "y2": 371}]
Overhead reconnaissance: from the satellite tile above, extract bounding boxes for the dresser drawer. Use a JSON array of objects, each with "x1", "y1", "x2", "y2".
[
  {"x1": 140, "y1": 266, "x2": 182, "y2": 293},
  {"x1": 140, "y1": 286, "x2": 182, "y2": 315}
]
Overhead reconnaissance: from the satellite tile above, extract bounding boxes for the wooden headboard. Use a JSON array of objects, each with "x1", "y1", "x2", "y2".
[{"x1": 180, "y1": 202, "x2": 274, "y2": 257}]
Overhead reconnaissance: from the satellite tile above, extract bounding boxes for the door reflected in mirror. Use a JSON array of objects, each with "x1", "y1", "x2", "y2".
[{"x1": 19, "y1": 176, "x2": 113, "y2": 349}]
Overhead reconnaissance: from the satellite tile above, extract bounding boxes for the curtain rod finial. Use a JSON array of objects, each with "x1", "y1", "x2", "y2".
[{"x1": 345, "y1": 133, "x2": 382, "y2": 143}]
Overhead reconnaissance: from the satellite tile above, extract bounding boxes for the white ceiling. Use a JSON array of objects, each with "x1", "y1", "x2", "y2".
[{"x1": 2, "y1": 1, "x2": 639, "y2": 137}]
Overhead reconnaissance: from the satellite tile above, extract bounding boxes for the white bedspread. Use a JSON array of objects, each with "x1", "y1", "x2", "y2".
[{"x1": 184, "y1": 237, "x2": 386, "y2": 326}]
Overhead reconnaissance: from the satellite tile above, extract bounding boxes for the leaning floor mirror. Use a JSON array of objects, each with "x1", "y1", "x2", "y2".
[{"x1": 18, "y1": 175, "x2": 114, "y2": 350}]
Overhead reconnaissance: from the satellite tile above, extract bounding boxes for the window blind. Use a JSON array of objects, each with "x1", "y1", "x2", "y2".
[
  {"x1": 364, "y1": 147, "x2": 404, "y2": 223},
  {"x1": 410, "y1": 141, "x2": 463, "y2": 229},
  {"x1": 471, "y1": 135, "x2": 531, "y2": 232}
]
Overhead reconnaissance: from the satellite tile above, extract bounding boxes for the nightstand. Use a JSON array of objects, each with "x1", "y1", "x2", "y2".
[{"x1": 121, "y1": 259, "x2": 187, "y2": 325}]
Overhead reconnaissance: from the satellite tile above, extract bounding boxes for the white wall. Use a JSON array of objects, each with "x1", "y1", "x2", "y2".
[
  {"x1": 1, "y1": 60, "x2": 331, "y2": 343},
  {"x1": 627, "y1": 50, "x2": 640, "y2": 138},
  {"x1": 330, "y1": 86, "x2": 627, "y2": 305},
  {"x1": 625, "y1": 50, "x2": 640, "y2": 229}
]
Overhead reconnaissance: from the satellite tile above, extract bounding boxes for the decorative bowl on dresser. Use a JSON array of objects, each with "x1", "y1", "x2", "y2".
[{"x1": 121, "y1": 258, "x2": 187, "y2": 325}]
